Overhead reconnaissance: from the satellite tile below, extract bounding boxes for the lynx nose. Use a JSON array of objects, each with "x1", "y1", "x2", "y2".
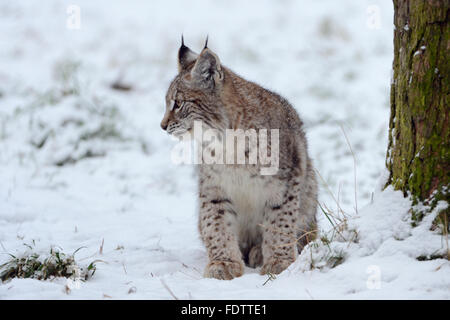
[{"x1": 160, "y1": 121, "x2": 168, "y2": 131}]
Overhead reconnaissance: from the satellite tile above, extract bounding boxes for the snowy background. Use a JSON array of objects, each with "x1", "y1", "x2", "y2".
[{"x1": 0, "y1": 0, "x2": 448, "y2": 299}]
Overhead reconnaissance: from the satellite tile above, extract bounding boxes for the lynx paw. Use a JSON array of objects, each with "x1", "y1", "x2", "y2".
[
  {"x1": 248, "y1": 245, "x2": 263, "y2": 268},
  {"x1": 204, "y1": 260, "x2": 244, "y2": 280},
  {"x1": 260, "y1": 258, "x2": 293, "y2": 275}
]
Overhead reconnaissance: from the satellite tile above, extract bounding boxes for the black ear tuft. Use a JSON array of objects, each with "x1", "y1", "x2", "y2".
[
  {"x1": 178, "y1": 36, "x2": 198, "y2": 72},
  {"x1": 203, "y1": 35, "x2": 208, "y2": 50}
]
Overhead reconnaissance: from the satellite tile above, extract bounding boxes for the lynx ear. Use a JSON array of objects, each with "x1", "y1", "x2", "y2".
[
  {"x1": 178, "y1": 36, "x2": 198, "y2": 72},
  {"x1": 190, "y1": 48, "x2": 223, "y2": 89}
]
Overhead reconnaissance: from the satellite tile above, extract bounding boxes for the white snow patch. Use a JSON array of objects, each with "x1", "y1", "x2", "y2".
[{"x1": 2, "y1": 0, "x2": 448, "y2": 300}]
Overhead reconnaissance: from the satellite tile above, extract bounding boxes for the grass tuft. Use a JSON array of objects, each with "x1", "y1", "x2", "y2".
[{"x1": 0, "y1": 243, "x2": 97, "y2": 283}]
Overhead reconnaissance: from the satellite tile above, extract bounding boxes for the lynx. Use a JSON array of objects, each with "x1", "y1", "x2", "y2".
[{"x1": 161, "y1": 38, "x2": 318, "y2": 280}]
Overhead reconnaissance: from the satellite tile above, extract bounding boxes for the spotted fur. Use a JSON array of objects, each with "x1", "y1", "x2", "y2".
[{"x1": 161, "y1": 40, "x2": 318, "y2": 279}]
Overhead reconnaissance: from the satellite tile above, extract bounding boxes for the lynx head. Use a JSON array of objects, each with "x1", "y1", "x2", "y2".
[{"x1": 161, "y1": 37, "x2": 228, "y2": 137}]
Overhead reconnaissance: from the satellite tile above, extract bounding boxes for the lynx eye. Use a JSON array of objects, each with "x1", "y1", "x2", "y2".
[{"x1": 171, "y1": 101, "x2": 185, "y2": 112}]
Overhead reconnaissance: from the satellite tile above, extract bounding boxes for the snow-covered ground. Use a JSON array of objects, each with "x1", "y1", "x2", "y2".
[{"x1": 0, "y1": 0, "x2": 448, "y2": 299}]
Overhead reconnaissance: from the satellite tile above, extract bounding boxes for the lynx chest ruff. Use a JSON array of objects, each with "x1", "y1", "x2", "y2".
[
  {"x1": 205, "y1": 166, "x2": 285, "y2": 247},
  {"x1": 212, "y1": 166, "x2": 284, "y2": 217}
]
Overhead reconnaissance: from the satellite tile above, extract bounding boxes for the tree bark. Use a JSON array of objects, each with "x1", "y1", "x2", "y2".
[{"x1": 386, "y1": 0, "x2": 449, "y2": 225}]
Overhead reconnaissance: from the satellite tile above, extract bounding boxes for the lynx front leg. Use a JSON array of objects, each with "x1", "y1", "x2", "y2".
[
  {"x1": 199, "y1": 198, "x2": 244, "y2": 280},
  {"x1": 260, "y1": 192, "x2": 300, "y2": 275}
]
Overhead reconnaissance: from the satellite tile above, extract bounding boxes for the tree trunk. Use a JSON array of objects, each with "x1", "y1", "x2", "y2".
[{"x1": 386, "y1": 0, "x2": 449, "y2": 226}]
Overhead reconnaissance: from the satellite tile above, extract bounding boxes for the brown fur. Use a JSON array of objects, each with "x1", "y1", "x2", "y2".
[{"x1": 161, "y1": 40, "x2": 318, "y2": 279}]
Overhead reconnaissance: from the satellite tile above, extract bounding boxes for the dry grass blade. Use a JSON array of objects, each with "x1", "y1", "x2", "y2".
[
  {"x1": 314, "y1": 168, "x2": 348, "y2": 220},
  {"x1": 317, "y1": 201, "x2": 348, "y2": 242},
  {"x1": 160, "y1": 278, "x2": 178, "y2": 300},
  {"x1": 99, "y1": 238, "x2": 104, "y2": 255},
  {"x1": 262, "y1": 272, "x2": 277, "y2": 286},
  {"x1": 339, "y1": 124, "x2": 358, "y2": 214}
]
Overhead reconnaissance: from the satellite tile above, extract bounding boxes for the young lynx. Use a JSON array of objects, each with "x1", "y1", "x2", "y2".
[{"x1": 161, "y1": 38, "x2": 318, "y2": 280}]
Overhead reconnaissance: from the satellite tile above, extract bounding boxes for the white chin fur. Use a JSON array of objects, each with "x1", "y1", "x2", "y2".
[{"x1": 170, "y1": 128, "x2": 192, "y2": 140}]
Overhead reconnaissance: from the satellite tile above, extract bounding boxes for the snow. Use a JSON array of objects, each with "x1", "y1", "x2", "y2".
[{"x1": 1, "y1": 0, "x2": 449, "y2": 299}]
